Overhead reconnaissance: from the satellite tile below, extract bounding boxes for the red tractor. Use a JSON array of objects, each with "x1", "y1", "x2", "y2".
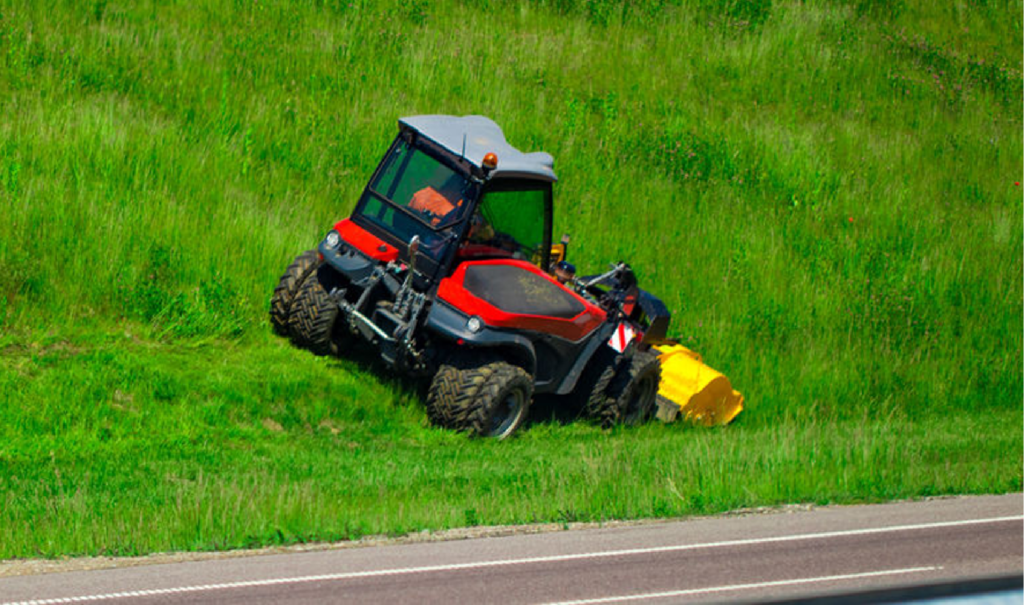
[{"x1": 271, "y1": 115, "x2": 673, "y2": 438}]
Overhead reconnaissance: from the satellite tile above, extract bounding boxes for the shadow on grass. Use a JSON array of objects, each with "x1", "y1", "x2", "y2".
[
  {"x1": 321, "y1": 339, "x2": 432, "y2": 403},
  {"x1": 525, "y1": 393, "x2": 586, "y2": 429}
]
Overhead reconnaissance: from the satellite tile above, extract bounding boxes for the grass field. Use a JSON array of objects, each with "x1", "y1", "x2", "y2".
[{"x1": 0, "y1": 0, "x2": 1021, "y2": 558}]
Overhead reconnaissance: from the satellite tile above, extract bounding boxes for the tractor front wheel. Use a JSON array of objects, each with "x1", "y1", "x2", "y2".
[
  {"x1": 287, "y1": 272, "x2": 339, "y2": 356},
  {"x1": 426, "y1": 358, "x2": 533, "y2": 439},
  {"x1": 269, "y1": 249, "x2": 321, "y2": 336}
]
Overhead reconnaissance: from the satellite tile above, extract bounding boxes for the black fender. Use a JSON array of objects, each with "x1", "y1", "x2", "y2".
[
  {"x1": 637, "y1": 289, "x2": 671, "y2": 345},
  {"x1": 552, "y1": 321, "x2": 618, "y2": 395},
  {"x1": 424, "y1": 299, "x2": 538, "y2": 376}
]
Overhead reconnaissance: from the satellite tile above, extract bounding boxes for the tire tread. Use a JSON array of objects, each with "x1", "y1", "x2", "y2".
[
  {"x1": 288, "y1": 272, "x2": 339, "y2": 356},
  {"x1": 426, "y1": 357, "x2": 532, "y2": 438},
  {"x1": 269, "y1": 249, "x2": 320, "y2": 336}
]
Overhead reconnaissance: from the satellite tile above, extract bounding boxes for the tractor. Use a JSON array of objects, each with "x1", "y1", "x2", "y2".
[{"x1": 271, "y1": 115, "x2": 678, "y2": 438}]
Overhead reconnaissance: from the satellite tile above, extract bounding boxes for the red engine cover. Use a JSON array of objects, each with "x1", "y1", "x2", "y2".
[{"x1": 437, "y1": 260, "x2": 607, "y2": 342}]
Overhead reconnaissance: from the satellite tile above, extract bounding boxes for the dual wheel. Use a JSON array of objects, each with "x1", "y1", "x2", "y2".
[
  {"x1": 580, "y1": 349, "x2": 662, "y2": 429},
  {"x1": 426, "y1": 357, "x2": 533, "y2": 439},
  {"x1": 269, "y1": 249, "x2": 339, "y2": 356}
]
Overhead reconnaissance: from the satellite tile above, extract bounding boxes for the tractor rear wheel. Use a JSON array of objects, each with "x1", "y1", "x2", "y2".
[
  {"x1": 609, "y1": 350, "x2": 662, "y2": 426},
  {"x1": 578, "y1": 347, "x2": 625, "y2": 428},
  {"x1": 587, "y1": 350, "x2": 661, "y2": 427},
  {"x1": 426, "y1": 358, "x2": 533, "y2": 439},
  {"x1": 287, "y1": 272, "x2": 339, "y2": 356},
  {"x1": 269, "y1": 249, "x2": 321, "y2": 336}
]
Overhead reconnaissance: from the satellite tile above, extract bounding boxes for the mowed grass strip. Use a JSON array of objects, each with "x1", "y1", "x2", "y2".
[
  {"x1": 1, "y1": 335, "x2": 1019, "y2": 558},
  {"x1": 0, "y1": 0, "x2": 1020, "y2": 558}
]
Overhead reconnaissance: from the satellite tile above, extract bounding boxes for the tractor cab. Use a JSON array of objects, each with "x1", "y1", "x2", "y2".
[{"x1": 348, "y1": 116, "x2": 556, "y2": 286}]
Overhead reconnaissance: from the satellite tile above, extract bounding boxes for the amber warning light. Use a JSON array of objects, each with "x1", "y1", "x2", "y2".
[{"x1": 482, "y1": 152, "x2": 498, "y2": 170}]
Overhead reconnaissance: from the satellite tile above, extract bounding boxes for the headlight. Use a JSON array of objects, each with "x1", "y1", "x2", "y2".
[
  {"x1": 466, "y1": 316, "x2": 483, "y2": 333},
  {"x1": 324, "y1": 230, "x2": 341, "y2": 248}
]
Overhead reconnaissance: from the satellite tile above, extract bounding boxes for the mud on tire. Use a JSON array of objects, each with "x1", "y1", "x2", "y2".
[
  {"x1": 287, "y1": 272, "x2": 339, "y2": 356},
  {"x1": 269, "y1": 249, "x2": 321, "y2": 336},
  {"x1": 426, "y1": 357, "x2": 533, "y2": 439},
  {"x1": 588, "y1": 350, "x2": 661, "y2": 428}
]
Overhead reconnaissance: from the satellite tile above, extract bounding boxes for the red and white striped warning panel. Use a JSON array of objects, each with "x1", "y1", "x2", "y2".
[{"x1": 607, "y1": 323, "x2": 636, "y2": 353}]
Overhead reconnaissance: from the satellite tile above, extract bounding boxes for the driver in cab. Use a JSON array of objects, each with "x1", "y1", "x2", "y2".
[{"x1": 409, "y1": 175, "x2": 463, "y2": 226}]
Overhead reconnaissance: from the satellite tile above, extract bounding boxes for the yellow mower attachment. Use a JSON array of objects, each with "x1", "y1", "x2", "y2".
[{"x1": 653, "y1": 343, "x2": 744, "y2": 426}]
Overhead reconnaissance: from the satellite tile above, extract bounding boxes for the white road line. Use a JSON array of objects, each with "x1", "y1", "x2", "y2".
[
  {"x1": 539, "y1": 567, "x2": 943, "y2": 605},
  {"x1": 1, "y1": 516, "x2": 1019, "y2": 605}
]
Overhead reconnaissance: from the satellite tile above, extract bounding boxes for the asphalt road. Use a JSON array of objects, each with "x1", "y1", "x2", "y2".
[{"x1": 1, "y1": 494, "x2": 1020, "y2": 604}]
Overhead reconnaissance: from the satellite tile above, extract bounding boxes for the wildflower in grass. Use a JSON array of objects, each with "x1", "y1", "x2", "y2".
[{"x1": 848, "y1": 216, "x2": 854, "y2": 223}]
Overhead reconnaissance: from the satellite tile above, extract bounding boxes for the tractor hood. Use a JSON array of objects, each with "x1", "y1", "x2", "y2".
[{"x1": 399, "y1": 115, "x2": 558, "y2": 183}]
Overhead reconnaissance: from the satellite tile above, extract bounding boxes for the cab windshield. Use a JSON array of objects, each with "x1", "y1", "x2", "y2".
[
  {"x1": 362, "y1": 139, "x2": 475, "y2": 230},
  {"x1": 355, "y1": 139, "x2": 478, "y2": 260}
]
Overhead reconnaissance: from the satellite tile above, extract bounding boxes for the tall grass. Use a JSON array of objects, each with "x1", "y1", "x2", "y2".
[{"x1": 0, "y1": 0, "x2": 1020, "y2": 557}]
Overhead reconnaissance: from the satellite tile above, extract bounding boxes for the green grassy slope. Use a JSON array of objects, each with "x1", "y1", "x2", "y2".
[{"x1": 1, "y1": 0, "x2": 1021, "y2": 558}]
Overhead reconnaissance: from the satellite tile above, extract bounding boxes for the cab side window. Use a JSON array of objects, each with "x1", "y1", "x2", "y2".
[{"x1": 469, "y1": 186, "x2": 548, "y2": 265}]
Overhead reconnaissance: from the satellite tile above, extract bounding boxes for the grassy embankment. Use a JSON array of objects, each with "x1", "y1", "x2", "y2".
[{"x1": 0, "y1": 0, "x2": 1021, "y2": 558}]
